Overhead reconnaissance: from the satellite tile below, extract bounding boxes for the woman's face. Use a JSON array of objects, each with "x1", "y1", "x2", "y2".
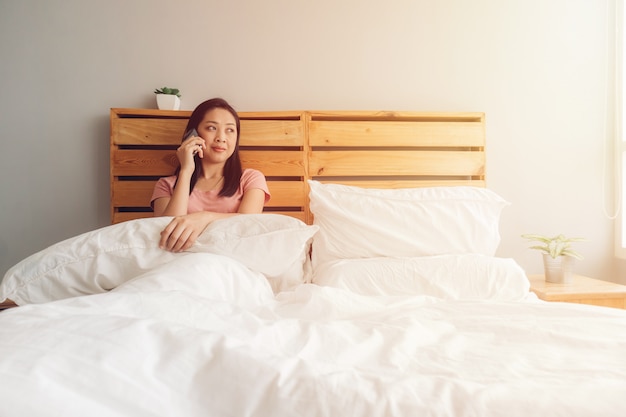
[{"x1": 196, "y1": 107, "x2": 238, "y2": 164}]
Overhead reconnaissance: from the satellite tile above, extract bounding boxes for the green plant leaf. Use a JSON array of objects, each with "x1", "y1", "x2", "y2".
[
  {"x1": 154, "y1": 86, "x2": 181, "y2": 97},
  {"x1": 521, "y1": 233, "x2": 585, "y2": 259}
]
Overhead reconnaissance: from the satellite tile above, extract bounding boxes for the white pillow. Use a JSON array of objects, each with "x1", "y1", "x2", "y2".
[
  {"x1": 312, "y1": 254, "x2": 530, "y2": 301},
  {"x1": 112, "y1": 252, "x2": 276, "y2": 308},
  {"x1": 192, "y1": 214, "x2": 318, "y2": 293},
  {"x1": 0, "y1": 214, "x2": 318, "y2": 305},
  {"x1": 308, "y1": 180, "x2": 509, "y2": 266}
]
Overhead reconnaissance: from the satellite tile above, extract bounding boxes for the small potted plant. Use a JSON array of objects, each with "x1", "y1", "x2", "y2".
[
  {"x1": 522, "y1": 234, "x2": 585, "y2": 283},
  {"x1": 154, "y1": 87, "x2": 181, "y2": 110}
]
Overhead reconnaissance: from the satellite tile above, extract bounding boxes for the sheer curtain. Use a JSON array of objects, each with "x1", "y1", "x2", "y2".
[{"x1": 613, "y1": 0, "x2": 625, "y2": 257}]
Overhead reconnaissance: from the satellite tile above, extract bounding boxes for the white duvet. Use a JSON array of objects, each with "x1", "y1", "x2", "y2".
[{"x1": 1, "y1": 252, "x2": 626, "y2": 417}]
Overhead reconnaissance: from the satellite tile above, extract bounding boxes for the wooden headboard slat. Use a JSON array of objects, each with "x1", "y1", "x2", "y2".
[
  {"x1": 111, "y1": 118, "x2": 306, "y2": 147},
  {"x1": 111, "y1": 150, "x2": 307, "y2": 177},
  {"x1": 111, "y1": 180, "x2": 306, "y2": 209},
  {"x1": 309, "y1": 150, "x2": 485, "y2": 177},
  {"x1": 110, "y1": 109, "x2": 486, "y2": 224},
  {"x1": 112, "y1": 118, "x2": 189, "y2": 146},
  {"x1": 238, "y1": 111, "x2": 305, "y2": 120},
  {"x1": 317, "y1": 179, "x2": 487, "y2": 188},
  {"x1": 112, "y1": 150, "x2": 179, "y2": 176},
  {"x1": 239, "y1": 120, "x2": 304, "y2": 146},
  {"x1": 264, "y1": 181, "x2": 307, "y2": 207},
  {"x1": 309, "y1": 121, "x2": 484, "y2": 147},
  {"x1": 239, "y1": 150, "x2": 305, "y2": 176},
  {"x1": 307, "y1": 110, "x2": 484, "y2": 122},
  {"x1": 112, "y1": 181, "x2": 156, "y2": 207},
  {"x1": 113, "y1": 212, "x2": 153, "y2": 224}
]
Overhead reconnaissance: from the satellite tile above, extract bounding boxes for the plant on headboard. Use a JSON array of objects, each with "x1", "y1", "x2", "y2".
[
  {"x1": 154, "y1": 87, "x2": 181, "y2": 110},
  {"x1": 154, "y1": 87, "x2": 181, "y2": 98}
]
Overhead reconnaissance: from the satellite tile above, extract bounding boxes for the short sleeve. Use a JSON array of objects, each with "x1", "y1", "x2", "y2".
[
  {"x1": 150, "y1": 176, "x2": 176, "y2": 208},
  {"x1": 241, "y1": 169, "x2": 271, "y2": 203}
]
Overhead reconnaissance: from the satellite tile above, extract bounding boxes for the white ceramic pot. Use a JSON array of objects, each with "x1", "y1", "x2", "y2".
[
  {"x1": 156, "y1": 94, "x2": 181, "y2": 110},
  {"x1": 542, "y1": 253, "x2": 575, "y2": 284}
]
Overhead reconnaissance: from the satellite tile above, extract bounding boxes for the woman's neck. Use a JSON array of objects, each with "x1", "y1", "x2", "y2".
[{"x1": 200, "y1": 165, "x2": 224, "y2": 180}]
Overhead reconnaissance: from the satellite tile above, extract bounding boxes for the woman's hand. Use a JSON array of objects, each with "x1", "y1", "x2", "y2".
[
  {"x1": 158, "y1": 188, "x2": 267, "y2": 251},
  {"x1": 159, "y1": 212, "x2": 212, "y2": 252},
  {"x1": 177, "y1": 135, "x2": 206, "y2": 174}
]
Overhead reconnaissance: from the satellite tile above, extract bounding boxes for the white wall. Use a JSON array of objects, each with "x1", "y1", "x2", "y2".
[{"x1": 0, "y1": 0, "x2": 621, "y2": 283}]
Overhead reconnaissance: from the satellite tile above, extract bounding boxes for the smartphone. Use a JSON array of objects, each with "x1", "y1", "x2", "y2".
[
  {"x1": 184, "y1": 128, "x2": 198, "y2": 140},
  {"x1": 184, "y1": 128, "x2": 201, "y2": 156}
]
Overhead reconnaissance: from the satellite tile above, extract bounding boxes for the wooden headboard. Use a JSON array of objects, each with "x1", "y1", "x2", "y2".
[{"x1": 110, "y1": 108, "x2": 486, "y2": 224}]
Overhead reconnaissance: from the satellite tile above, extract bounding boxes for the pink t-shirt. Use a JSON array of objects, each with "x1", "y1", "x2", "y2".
[{"x1": 150, "y1": 168, "x2": 270, "y2": 214}]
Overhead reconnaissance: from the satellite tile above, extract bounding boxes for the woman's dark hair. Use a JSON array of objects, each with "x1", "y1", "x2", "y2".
[{"x1": 176, "y1": 97, "x2": 242, "y2": 197}]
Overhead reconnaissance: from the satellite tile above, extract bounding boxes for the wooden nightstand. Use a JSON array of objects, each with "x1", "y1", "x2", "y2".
[{"x1": 527, "y1": 274, "x2": 626, "y2": 309}]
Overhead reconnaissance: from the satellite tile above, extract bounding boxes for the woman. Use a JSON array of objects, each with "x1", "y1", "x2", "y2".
[{"x1": 151, "y1": 98, "x2": 270, "y2": 252}]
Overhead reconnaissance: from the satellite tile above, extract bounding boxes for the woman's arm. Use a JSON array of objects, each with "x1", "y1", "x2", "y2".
[
  {"x1": 153, "y1": 136, "x2": 205, "y2": 217},
  {"x1": 152, "y1": 171, "x2": 193, "y2": 217},
  {"x1": 236, "y1": 188, "x2": 267, "y2": 214},
  {"x1": 159, "y1": 187, "x2": 267, "y2": 252}
]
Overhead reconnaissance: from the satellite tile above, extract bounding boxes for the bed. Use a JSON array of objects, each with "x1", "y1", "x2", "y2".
[{"x1": 0, "y1": 109, "x2": 625, "y2": 417}]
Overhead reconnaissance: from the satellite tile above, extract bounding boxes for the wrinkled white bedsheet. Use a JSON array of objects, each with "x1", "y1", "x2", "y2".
[{"x1": 1, "y1": 253, "x2": 626, "y2": 417}]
